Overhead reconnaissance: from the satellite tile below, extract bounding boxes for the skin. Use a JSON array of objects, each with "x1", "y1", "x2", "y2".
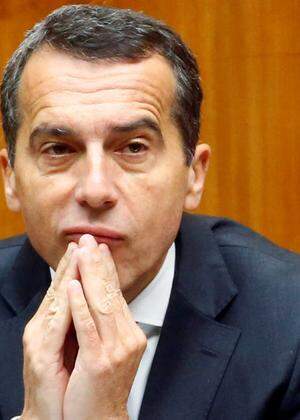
[
  {"x1": 0, "y1": 46, "x2": 210, "y2": 417},
  {"x1": 22, "y1": 234, "x2": 147, "y2": 419}
]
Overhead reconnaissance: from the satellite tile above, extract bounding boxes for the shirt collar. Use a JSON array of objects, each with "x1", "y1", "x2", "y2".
[
  {"x1": 128, "y1": 243, "x2": 175, "y2": 327},
  {"x1": 50, "y1": 243, "x2": 175, "y2": 328}
]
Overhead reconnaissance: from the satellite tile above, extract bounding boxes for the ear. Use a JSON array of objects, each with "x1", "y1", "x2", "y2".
[
  {"x1": 0, "y1": 148, "x2": 21, "y2": 212},
  {"x1": 184, "y1": 143, "x2": 210, "y2": 211}
]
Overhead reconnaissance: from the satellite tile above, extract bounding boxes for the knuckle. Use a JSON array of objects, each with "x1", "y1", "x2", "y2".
[
  {"x1": 23, "y1": 319, "x2": 33, "y2": 333},
  {"x1": 97, "y1": 363, "x2": 113, "y2": 379},
  {"x1": 22, "y1": 324, "x2": 34, "y2": 349},
  {"x1": 89, "y1": 304, "x2": 101, "y2": 318},
  {"x1": 124, "y1": 338, "x2": 138, "y2": 355},
  {"x1": 24, "y1": 350, "x2": 43, "y2": 377},
  {"x1": 82, "y1": 319, "x2": 99, "y2": 344},
  {"x1": 111, "y1": 349, "x2": 126, "y2": 367},
  {"x1": 89, "y1": 356, "x2": 113, "y2": 378},
  {"x1": 77, "y1": 301, "x2": 89, "y2": 319},
  {"x1": 44, "y1": 315, "x2": 61, "y2": 334},
  {"x1": 123, "y1": 335, "x2": 146, "y2": 356},
  {"x1": 84, "y1": 319, "x2": 97, "y2": 334},
  {"x1": 103, "y1": 264, "x2": 116, "y2": 281},
  {"x1": 137, "y1": 332, "x2": 147, "y2": 351},
  {"x1": 135, "y1": 325, "x2": 147, "y2": 348},
  {"x1": 30, "y1": 359, "x2": 45, "y2": 378}
]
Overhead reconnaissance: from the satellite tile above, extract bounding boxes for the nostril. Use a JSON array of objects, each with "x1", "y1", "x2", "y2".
[{"x1": 74, "y1": 183, "x2": 117, "y2": 210}]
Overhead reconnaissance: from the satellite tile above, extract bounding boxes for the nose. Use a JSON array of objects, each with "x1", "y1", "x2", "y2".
[{"x1": 74, "y1": 149, "x2": 118, "y2": 210}]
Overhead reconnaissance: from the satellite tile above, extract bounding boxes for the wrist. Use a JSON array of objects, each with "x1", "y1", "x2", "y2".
[
  {"x1": 101, "y1": 408, "x2": 129, "y2": 420},
  {"x1": 20, "y1": 412, "x2": 39, "y2": 420}
]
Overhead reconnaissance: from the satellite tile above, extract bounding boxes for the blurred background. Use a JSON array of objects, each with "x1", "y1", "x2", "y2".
[{"x1": 0, "y1": 0, "x2": 299, "y2": 251}]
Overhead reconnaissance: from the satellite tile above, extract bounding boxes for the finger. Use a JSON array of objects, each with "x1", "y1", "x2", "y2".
[
  {"x1": 34, "y1": 242, "x2": 78, "y2": 319},
  {"x1": 52, "y1": 241, "x2": 79, "y2": 288},
  {"x1": 78, "y1": 242, "x2": 120, "y2": 306},
  {"x1": 41, "y1": 244, "x2": 79, "y2": 354},
  {"x1": 78, "y1": 233, "x2": 98, "y2": 250},
  {"x1": 76, "y1": 242, "x2": 145, "y2": 360},
  {"x1": 67, "y1": 279, "x2": 101, "y2": 353},
  {"x1": 115, "y1": 298, "x2": 147, "y2": 353},
  {"x1": 77, "y1": 241, "x2": 121, "y2": 345},
  {"x1": 78, "y1": 244, "x2": 144, "y2": 351}
]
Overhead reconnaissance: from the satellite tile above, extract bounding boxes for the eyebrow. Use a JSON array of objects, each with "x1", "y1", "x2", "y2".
[
  {"x1": 29, "y1": 125, "x2": 77, "y2": 148},
  {"x1": 29, "y1": 117, "x2": 163, "y2": 148},
  {"x1": 110, "y1": 118, "x2": 163, "y2": 141}
]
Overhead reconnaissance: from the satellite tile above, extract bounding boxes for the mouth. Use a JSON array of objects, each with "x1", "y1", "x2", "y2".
[{"x1": 63, "y1": 226, "x2": 125, "y2": 246}]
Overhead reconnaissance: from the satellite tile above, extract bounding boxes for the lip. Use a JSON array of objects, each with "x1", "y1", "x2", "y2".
[{"x1": 63, "y1": 226, "x2": 125, "y2": 245}]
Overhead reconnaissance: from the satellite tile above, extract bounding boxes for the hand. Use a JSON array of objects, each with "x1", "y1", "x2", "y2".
[
  {"x1": 21, "y1": 242, "x2": 78, "y2": 420},
  {"x1": 63, "y1": 235, "x2": 147, "y2": 420}
]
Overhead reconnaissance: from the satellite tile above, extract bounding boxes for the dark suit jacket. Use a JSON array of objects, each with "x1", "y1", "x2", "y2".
[{"x1": 1, "y1": 214, "x2": 300, "y2": 419}]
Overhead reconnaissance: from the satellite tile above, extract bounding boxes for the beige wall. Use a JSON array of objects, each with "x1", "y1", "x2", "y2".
[{"x1": 0, "y1": 0, "x2": 299, "y2": 251}]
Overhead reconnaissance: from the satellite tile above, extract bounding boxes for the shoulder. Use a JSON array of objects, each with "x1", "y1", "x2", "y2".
[
  {"x1": 182, "y1": 213, "x2": 300, "y2": 290},
  {"x1": 210, "y1": 216, "x2": 299, "y2": 265},
  {"x1": 183, "y1": 213, "x2": 300, "y2": 265},
  {"x1": 0, "y1": 234, "x2": 27, "y2": 285},
  {"x1": 183, "y1": 216, "x2": 300, "y2": 310},
  {"x1": 0, "y1": 234, "x2": 26, "y2": 250}
]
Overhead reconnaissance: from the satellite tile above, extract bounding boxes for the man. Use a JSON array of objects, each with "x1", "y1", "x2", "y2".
[{"x1": 0, "y1": 4, "x2": 300, "y2": 420}]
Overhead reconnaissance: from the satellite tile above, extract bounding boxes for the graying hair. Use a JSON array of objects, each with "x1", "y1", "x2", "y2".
[{"x1": 1, "y1": 4, "x2": 202, "y2": 165}]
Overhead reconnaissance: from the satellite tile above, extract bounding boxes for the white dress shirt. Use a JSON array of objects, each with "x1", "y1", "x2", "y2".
[
  {"x1": 12, "y1": 243, "x2": 175, "y2": 420},
  {"x1": 127, "y1": 243, "x2": 175, "y2": 419}
]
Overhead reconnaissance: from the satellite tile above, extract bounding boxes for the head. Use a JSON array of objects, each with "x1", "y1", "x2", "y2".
[{"x1": 0, "y1": 5, "x2": 210, "y2": 299}]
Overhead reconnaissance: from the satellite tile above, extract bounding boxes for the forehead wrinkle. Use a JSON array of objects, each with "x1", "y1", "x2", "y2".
[
  {"x1": 27, "y1": 98, "x2": 163, "y2": 130},
  {"x1": 20, "y1": 63, "x2": 173, "y2": 115},
  {"x1": 19, "y1": 51, "x2": 176, "y2": 135},
  {"x1": 25, "y1": 88, "x2": 165, "y2": 128},
  {"x1": 24, "y1": 80, "x2": 167, "y2": 117},
  {"x1": 27, "y1": 102, "x2": 164, "y2": 141},
  {"x1": 58, "y1": 76, "x2": 169, "y2": 110}
]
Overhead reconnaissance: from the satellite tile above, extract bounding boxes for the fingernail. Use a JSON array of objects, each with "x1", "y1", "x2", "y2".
[
  {"x1": 79, "y1": 234, "x2": 97, "y2": 248},
  {"x1": 68, "y1": 279, "x2": 81, "y2": 292},
  {"x1": 99, "y1": 243, "x2": 110, "y2": 254},
  {"x1": 68, "y1": 242, "x2": 77, "y2": 252}
]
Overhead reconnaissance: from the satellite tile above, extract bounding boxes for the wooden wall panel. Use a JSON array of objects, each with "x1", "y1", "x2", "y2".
[{"x1": 0, "y1": 0, "x2": 299, "y2": 251}]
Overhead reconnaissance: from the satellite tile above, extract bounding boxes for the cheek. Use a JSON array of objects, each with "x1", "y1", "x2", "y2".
[
  {"x1": 141, "y1": 167, "x2": 188, "y2": 208},
  {"x1": 125, "y1": 166, "x2": 188, "y2": 233},
  {"x1": 16, "y1": 173, "x2": 72, "y2": 225},
  {"x1": 14, "y1": 173, "x2": 72, "y2": 268}
]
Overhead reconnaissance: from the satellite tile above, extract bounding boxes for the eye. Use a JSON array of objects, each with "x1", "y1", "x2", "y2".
[
  {"x1": 122, "y1": 142, "x2": 148, "y2": 154},
  {"x1": 42, "y1": 143, "x2": 75, "y2": 156}
]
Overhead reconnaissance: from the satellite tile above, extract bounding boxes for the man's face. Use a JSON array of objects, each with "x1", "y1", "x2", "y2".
[{"x1": 1, "y1": 47, "x2": 209, "y2": 300}]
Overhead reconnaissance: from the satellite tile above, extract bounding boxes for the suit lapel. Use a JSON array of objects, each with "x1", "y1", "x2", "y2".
[
  {"x1": 139, "y1": 215, "x2": 241, "y2": 419},
  {"x1": 0, "y1": 239, "x2": 50, "y2": 419},
  {"x1": 0, "y1": 238, "x2": 50, "y2": 315}
]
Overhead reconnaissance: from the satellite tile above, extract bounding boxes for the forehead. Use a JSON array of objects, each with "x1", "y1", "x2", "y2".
[{"x1": 18, "y1": 47, "x2": 177, "y2": 128}]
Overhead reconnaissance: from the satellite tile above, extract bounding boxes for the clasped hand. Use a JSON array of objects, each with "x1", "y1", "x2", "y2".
[{"x1": 21, "y1": 234, "x2": 147, "y2": 420}]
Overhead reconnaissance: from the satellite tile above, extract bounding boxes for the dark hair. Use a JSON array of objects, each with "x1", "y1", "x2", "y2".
[{"x1": 1, "y1": 4, "x2": 202, "y2": 165}]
